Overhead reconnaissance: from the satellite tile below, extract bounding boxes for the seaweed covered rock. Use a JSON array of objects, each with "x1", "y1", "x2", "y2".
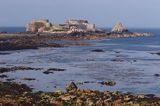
[
  {"x1": 0, "y1": 82, "x2": 32, "y2": 96},
  {"x1": 100, "y1": 81, "x2": 116, "y2": 86}
]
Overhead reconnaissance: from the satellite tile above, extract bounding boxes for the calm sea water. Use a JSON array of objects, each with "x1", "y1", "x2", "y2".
[
  {"x1": 0, "y1": 27, "x2": 25, "y2": 33},
  {"x1": 0, "y1": 27, "x2": 160, "y2": 95}
]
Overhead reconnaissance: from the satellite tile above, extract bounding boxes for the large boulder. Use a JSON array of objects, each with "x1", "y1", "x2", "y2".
[
  {"x1": 65, "y1": 82, "x2": 78, "y2": 92},
  {"x1": 112, "y1": 22, "x2": 128, "y2": 33}
]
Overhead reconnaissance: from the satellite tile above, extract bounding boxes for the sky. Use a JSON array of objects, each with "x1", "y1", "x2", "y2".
[{"x1": 0, "y1": 0, "x2": 159, "y2": 28}]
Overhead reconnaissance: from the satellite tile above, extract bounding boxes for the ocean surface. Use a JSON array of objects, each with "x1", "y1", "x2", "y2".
[
  {"x1": 0, "y1": 27, "x2": 26, "y2": 33},
  {"x1": 0, "y1": 27, "x2": 160, "y2": 95}
]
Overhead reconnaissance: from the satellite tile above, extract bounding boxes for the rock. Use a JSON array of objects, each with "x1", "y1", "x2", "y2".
[
  {"x1": 151, "y1": 52, "x2": 160, "y2": 56},
  {"x1": 100, "y1": 81, "x2": 116, "y2": 86},
  {"x1": 60, "y1": 95, "x2": 76, "y2": 101},
  {"x1": 137, "y1": 95, "x2": 145, "y2": 99},
  {"x1": 0, "y1": 82, "x2": 160, "y2": 105},
  {"x1": 0, "y1": 53, "x2": 11, "y2": 55},
  {"x1": 113, "y1": 100, "x2": 123, "y2": 106},
  {"x1": 86, "y1": 98, "x2": 94, "y2": 106},
  {"x1": 104, "y1": 100, "x2": 112, "y2": 106},
  {"x1": 0, "y1": 74, "x2": 8, "y2": 78},
  {"x1": 96, "y1": 99, "x2": 104, "y2": 106},
  {"x1": 0, "y1": 66, "x2": 42, "y2": 73},
  {"x1": 26, "y1": 19, "x2": 51, "y2": 32},
  {"x1": 6, "y1": 78, "x2": 15, "y2": 81},
  {"x1": 91, "y1": 49, "x2": 104, "y2": 52},
  {"x1": 47, "y1": 68, "x2": 66, "y2": 72},
  {"x1": 43, "y1": 71, "x2": 54, "y2": 74},
  {"x1": 84, "y1": 81, "x2": 96, "y2": 84},
  {"x1": 111, "y1": 59, "x2": 124, "y2": 62},
  {"x1": 145, "y1": 94, "x2": 155, "y2": 98},
  {"x1": 76, "y1": 99, "x2": 84, "y2": 106},
  {"x1": 154, "y1": 74, "x2": 160, "y2": 77},
  {"x1": 65, "y1": 82, "x2": 78, "y2": 92},
  {"x1": 124, "y1": 95, "x2": 132, "y2": 102},
  {"x1": 86, "y1": 59, "x2": 95, "y2": 61},
  {"x1": 0, "y1": 68, "x2": 9, "y2": 73},
  {"x1": 20, "y1": 78, "x2": 36, "y2": 81},
  {"x1": 112, "y1": 22, "x2": 128, "y2": 33},
  {"x1": 43, "y1": 68, "x2": 66, "y2": 74},
  {"x1": 76, "y1": 82, "x2": 84, "y2": 85}
]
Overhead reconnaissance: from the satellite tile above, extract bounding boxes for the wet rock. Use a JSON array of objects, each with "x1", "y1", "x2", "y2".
[
  {"x1": 133, "y1": 60, "x2": 137, "y2": 62},
  {"x1": 145, "y1": 94, "x2": 155, "y2": 98},
  {"x1": 115, "y1": 51, "x2": 120, "y2": 54},
  {"x1": 154, "y1": 74, "x2": 160, "y2": 77},
  {"x1": 0, "y1": 82, "x2": 32, "y2": 96},
  {"x1": 43, "y1": 68, "x2": 66, "y2": 74},
  {"x1": 86, "y1": 59, "x2": 95, "y2": 61},
  {"x1": 20, "y1": 78, "x2": 36, "y2": 81},
  {"x1": 0, "y1": 52, "x2": 11, "y2": 55},
  {"x1": 111, "y1": 59, "x2": 124, "y2": 62},
  {"x1": 91, "y1": 49, "x2": 104, "y2": 52},
  {"x1": 76, "y1": 82, "x2": 84, "y2": 85},
  {"x1": 0, "y1": 68, "x2": 9, "y2": 73},
  {"x1": 0, "y1": 66, "x2": 42, "y2": 73},
  {"x1": 84, "y1": 81, "x2": 96, "y2": 84},
  {"x1": 47, "y1": 68, "x2": 66, "y2": 72},
  {"x1": 0, "y1": 74, "x2": 8, "y2": 78},
  {"x1": 6, "y1": 78, "x2": 15, "y2": 81},
  {"x1": 43, "y1": 71, "x2": 54, "y2": 74},
  {"x1": 65, "y1": 82, "x2": 78, "y2": 92},
  {"x1": 100, "y1": 81, "x2": 116, "y2": 86},
  {"x1": 151, "y1": 52, "x2": 160, "y2": 56}
]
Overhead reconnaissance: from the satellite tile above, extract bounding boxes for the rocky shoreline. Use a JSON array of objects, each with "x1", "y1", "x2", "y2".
[
  {"x1": 0, "y1": 81, "x2": 160, "y2": 106},
  {"x1": 0, "y1": 31, "x2": 153, "y2": 51},
  {"x1": 1, "y1": 65, "x2": 160, "y2": 105}
]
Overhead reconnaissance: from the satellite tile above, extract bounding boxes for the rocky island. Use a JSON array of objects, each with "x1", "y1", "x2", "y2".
[
  {"x1": 25, "y1": 19, "x2": 152, "y2": 37},
  {"x1": 0, "y1": 19, "x2": 153, "y2": 51}
]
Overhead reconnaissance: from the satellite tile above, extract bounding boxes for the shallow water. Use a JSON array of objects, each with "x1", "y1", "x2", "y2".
[{"x1": 0, "y1": 28, "x2": 160, "y2": 95}]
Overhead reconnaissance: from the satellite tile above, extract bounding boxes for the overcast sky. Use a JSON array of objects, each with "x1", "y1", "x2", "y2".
[{"x1": 0, "y1": 0, "x2": 159, "y2": 28}]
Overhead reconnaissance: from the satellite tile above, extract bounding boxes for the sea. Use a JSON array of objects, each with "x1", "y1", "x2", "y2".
[{"x1": 0, "y1": 27, "x2": 160, "y2": 95}]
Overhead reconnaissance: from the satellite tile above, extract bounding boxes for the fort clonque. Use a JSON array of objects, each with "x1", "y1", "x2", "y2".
[
  {"x1": 0, "y1": 19, "x2": 153, "y2": 51},
  {"x1": 26, "y1": 19, "x2": 152, "y2": 37}
]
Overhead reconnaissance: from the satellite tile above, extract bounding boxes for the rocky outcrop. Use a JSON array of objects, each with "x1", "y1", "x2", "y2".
[
  {"x1": 65, "y1": 82, "x2": 78, "y2": 92},
  {"x1": 112, "y1": 22, "x2": 128, "y2": 33},
  {"x1": 26, "y1": 19, "x2": 52, "y2": 32},
  {"x1": 26, "y1": 19, "x2": 96, "y2": 33}
]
